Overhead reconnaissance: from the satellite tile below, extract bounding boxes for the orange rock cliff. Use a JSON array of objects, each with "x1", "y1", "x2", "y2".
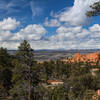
[{"x1": 62, "y1": 52, "x2": 100, "y2": 65}]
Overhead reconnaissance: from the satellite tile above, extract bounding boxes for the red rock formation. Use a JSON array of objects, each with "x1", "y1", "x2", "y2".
[
  {"x1": 62, "y1": 52, "x2": 100, "y2": 65},
  {"x1": 74, "y1": 52, "x2": 100, "y2": 64}
]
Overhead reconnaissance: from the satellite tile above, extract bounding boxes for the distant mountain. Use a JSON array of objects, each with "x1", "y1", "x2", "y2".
[{"x1": 8, "y1": 49, "x2": 100, "y2": 62}]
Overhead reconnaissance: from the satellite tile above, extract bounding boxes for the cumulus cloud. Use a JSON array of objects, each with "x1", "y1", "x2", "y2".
[
  {"x1": 89, "y1": 24, "x2": 100, "y2": 38},
  {"x1": 89, "y1": 24, "x2": 100, "y2": 32},
  {"x1": 0, "y1": 17, "x2": 20, "y2": 31},
  {"x1": 56, "y1": 26, "x2": 82, "y2": 33},
  {"x1": 0, "y1": 18, "x2": 47, "y2": 49},
  {"x1": 44, "y1": 17, "x2": 61, "y2": 27},
  {"x1": 0, "y1": 41, "x2": 20, "y2": 50},
  {"x1": 40, "y1": 0, "x2": 100, "y2": 49},
  {"x1": 47, "y1": 24, "x2": 100, "y2": 49},
  {"x1": 0, "y1": 17, "x2": 20, "y2": 42},
  {"x1": 0, "y1": 31, "x2": 11, "y2": 41},
  {"x1": 56, "y1": 0, "x2": 100, "y2": 26},
  {"x1": 11, "y1": 24, "x2": 47, "y2": 41},
  {"x1": 19, "y1": 24, "x2": 100, "y2": 50},
  {"x1": 0, "y1": 17, "x2": 100, "y2": 50}
]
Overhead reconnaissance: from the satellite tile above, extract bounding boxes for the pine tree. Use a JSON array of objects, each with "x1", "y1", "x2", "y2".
[
  {"x1": 86, "y1": 1, "x2": 100, "y2": 17},
  {"x1": 11, "y1": 40, "x2": 36, "y2": 100},
  {"x1": 0, "y1": 47, "x2": 12, "y2": 98}
]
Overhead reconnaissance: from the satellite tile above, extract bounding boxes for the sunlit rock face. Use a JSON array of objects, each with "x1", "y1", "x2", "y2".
[
  {"x1": 62, "y1": 52, "x2": 100, "y2": 65},
  {"x1": 74, "y1": 52, "x2": 100, "y2": 64}
]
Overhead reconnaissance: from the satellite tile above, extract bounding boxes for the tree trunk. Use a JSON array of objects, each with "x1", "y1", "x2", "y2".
[{"x1": 28, "y1": 80, "x2": 31, "y2": 100}]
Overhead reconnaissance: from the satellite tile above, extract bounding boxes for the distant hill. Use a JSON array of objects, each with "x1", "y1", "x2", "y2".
[{"x1": 8, "y1": 49, "x2": 100, "y2": 62}]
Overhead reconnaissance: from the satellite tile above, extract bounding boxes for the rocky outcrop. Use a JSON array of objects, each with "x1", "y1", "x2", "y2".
[
  {"x1": 74, "y1": 52, "x2": 100, "y2": 64},
  {"x1": 62, "y1": 52, "x2": 100, "y2": 65}
]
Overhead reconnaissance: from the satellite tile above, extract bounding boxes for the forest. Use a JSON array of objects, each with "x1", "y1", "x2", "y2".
[{"x1": 0, "y1": 40, "x2": 100, "y2": 100}]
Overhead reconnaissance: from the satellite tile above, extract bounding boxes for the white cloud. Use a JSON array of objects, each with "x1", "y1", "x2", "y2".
[
  {"x1": 44, "y1": 17, "x2": 61, "y2": 27},
  {"x1": 0, "y1": 17, "x2": 20, "y2": 31},
  {"x1": 0, "y1": 18, "x2": 47, "y2": 49},
  {"x1": 0, "y1": 0, "x2": 42, "y2": 18},
  {"x1": 56, "y1": 0, "x2": 100, "y2": 26},
  {"x1": 76, "y1": 29, "x2": 90, "y2": 38},
  {"x1": 46, "y1": 24, "x2": 100, "y2": 49},
  {"x1": 0, "y1": 31, "x2": 12, "y2": 41},
  {"x1": 0, "y1": 17, "x2": 100, "y2": 50},
  {"x1": 0, "y1": 0, "x2": 29, "y2": 15},
  {"x1": 10, "y1": 24, "x2": 47, "y2": 41},
  {"x1": 0, "y1": 41, "x2": 19, "y2": 50},
  {"x1": 56, "y1": 26, "x2": 82, "y2": 33},
  {"x1": 0, "y1": 17, "x2": 20, "y2": 42},
  {"x1": 30, "y1": 1, "x2": 43, "y2": 18},
  {"x1": 89, "y1": 24, "x2": 100, "y2": 32}
]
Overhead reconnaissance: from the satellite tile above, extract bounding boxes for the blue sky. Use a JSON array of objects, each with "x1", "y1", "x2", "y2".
[
  {"x1": 0, "y1": 0, "x2": 100, "y2": 50},
  {"x1": 0, "y1": 0, "x2": 73, "y2": 24}
]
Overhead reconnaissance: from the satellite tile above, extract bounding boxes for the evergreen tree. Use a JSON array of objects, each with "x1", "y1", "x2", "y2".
[
  {"x1": 11, "y1": 40, "x2": 36, "y2": 100},
  {"x1": 86, "y1": 1, "x2": 100, "y2": 17},
  {"x1": 83, "y1": 90, "x2": 95, "y2": 100},
  {"x1": 0, "y1": 47, "x2": 12, "y2": 98}
]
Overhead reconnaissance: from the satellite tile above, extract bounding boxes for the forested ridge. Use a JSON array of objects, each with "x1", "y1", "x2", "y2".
[{"x1": 0, "y1": 40, "x2": 100, "y2": 100}]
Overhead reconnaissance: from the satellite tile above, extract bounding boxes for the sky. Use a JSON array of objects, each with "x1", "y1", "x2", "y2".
[{"x1": 0, "y1": 0, "x2": 100, "y2": 50}]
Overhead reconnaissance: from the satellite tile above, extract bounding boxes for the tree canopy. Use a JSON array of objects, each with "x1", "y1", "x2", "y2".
[
  {"x1": 86, "y1": 1, "x2": 100, "y2": 17},
  {"x1": 0, "y1": 40, "x2": 100, "y2": 100}
]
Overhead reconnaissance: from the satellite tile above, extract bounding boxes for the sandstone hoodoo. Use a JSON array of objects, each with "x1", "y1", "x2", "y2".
[{"x1": 63, "y1": 52, "x2": 100, "y2": 65}]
